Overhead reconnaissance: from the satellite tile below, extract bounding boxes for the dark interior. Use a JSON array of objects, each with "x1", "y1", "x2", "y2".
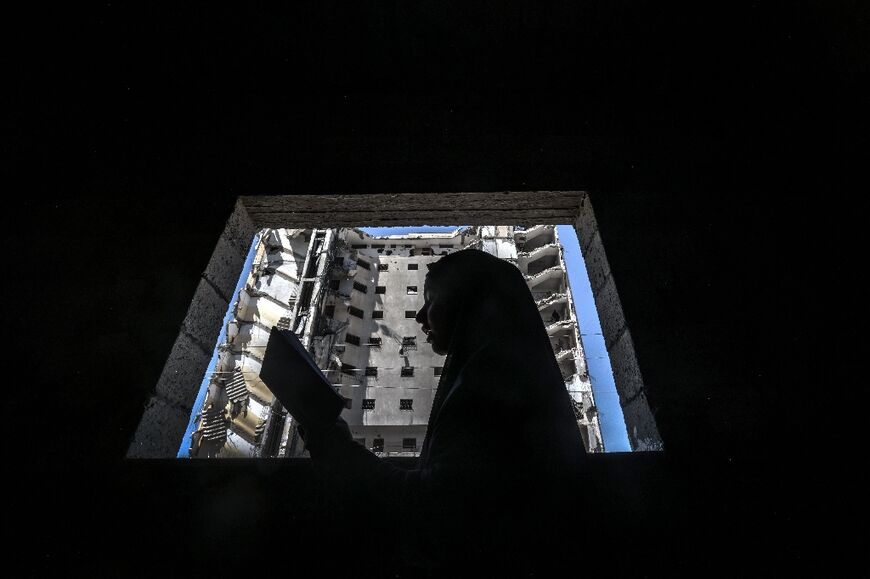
[{"x1": 9, "y1": 2, "x2": 860, "y2": 575}]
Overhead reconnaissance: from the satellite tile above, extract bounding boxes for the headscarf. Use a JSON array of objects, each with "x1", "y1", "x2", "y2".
[{"x1": 418, "y1": 248, "x2": 586, "y2": 476}]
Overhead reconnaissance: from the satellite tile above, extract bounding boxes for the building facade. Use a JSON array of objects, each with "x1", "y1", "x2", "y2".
[{"x1": 186, "y1": 225, "x2": 604, "y2": 458}]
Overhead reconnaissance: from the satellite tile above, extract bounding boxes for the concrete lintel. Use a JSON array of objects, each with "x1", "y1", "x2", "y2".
[{"x1": 241, "y1": 192, "x2": 586, "y2": 227}]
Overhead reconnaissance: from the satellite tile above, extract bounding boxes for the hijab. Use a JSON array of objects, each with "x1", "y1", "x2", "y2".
[{"x1": 418, "y1": 248, "x2": 586, "y2": 473}]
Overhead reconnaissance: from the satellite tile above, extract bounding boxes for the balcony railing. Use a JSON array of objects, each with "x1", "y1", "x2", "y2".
[
  {"x1": 535, "y1": 292, "x2": 568, "y2": 310},
  {"x1": 517, "y1": 242, "x2": 560, "y2": 261},
  {"x1": 371, "y1": 443, "x2": 420, "y2": 457},
  {"x1": 545, "y1": 319, "x2": 575, "y2": 336},
  {"x1": 513, "y1": 223, "x2": 554, "y2": 241},
  {"x1": 524, "y1": 264, "x2": 564, "y2": 286}
]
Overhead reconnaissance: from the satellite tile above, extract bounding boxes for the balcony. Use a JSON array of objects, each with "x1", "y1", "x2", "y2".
[
  {"x1": 525, "y1": 264, "x2": 565, "y2": 292},
  {"x1": 514, "y1": 224, "x2": 555, "y2": 252},
  {"x1": 545, "y1": 319, "x2": 575, "y2": 336},
  {"x1": 516, "y1": 242, "x2": 560, "y2": 269},
  {"x1": 536, "y1": 292, "x2": 568, "y2": 310}
]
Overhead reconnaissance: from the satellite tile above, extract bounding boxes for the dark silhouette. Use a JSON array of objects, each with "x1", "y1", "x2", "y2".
[{"x1": 300, "y1": 248, "x2": 587, "y2": 574}]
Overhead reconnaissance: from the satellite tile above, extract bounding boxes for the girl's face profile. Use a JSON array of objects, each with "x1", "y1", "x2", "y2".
[{"x1": 416, "y1": 277, "x2": 453, "y2": 356}]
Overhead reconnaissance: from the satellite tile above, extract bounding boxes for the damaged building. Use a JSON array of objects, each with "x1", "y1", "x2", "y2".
[{"x1": 186, "y1": 225, "x2": 605, "y2": 458}]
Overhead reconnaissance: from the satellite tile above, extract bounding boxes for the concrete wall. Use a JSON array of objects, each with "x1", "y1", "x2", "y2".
[
  {"x1": 329, "y1": 230, "x2": 448, "y2": 455},
  {"x1": 574, "y1": 192, "x2": 663, "y2": 451},
  {"x1": 127, "y1": 199, "x2": 258, "y2": 458}
]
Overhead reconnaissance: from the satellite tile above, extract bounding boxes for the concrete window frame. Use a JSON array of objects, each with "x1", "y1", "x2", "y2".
[{"x1": 127, "y1": 192, "x2": 662, "y2": 458}]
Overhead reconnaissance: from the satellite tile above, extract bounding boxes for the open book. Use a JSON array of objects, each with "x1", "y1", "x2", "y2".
[{"x1": 258, "y1": 326, "x2": 347, "y2": 429}]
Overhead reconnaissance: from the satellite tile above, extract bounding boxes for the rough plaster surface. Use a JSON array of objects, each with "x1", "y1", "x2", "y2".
[
  {"x1": 574, "y1": 192, "x2": 599, "y2": 252},
  {"x1": 154, "y1": 330, "x2": 213, "y2": 410},
  {"x1": 180, "y1": 278, "x2": 231, "y2": 351},
  {"x1": 595, "y1": 275, "x2": 628, "y2": 351},
  {"x1": 623, "y1": 393, "x2": 664, "y2": 452},
  {"x1": 608, "y1": 330, "x2": 645, "y2": 406},
  {"x1": 575, "y1": 196, "x2": 661, "y2": 450},
  {"x1": 582, "y1": 230, "x2": 613, "y2": 295},
  {"x1": 127, "y1": 396, "x2": 192, "y2": 458},
  {"x1": 607, "y1": 329, "x2": 662, "y2": 450},
  {"x1": 202, "y1": 232, "x2": 247, "y2": 302},
  {"x1": 222, "y1": 198, "x2": 259, "y2": 257}
]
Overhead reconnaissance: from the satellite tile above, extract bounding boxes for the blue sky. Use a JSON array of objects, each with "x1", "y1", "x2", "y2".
[
  {"x1": 362, "y1": 225, "x2": 632, "y2": 452},
  {"x1": 556, "y1": 225, "x2": 631, "y2": 452}
]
